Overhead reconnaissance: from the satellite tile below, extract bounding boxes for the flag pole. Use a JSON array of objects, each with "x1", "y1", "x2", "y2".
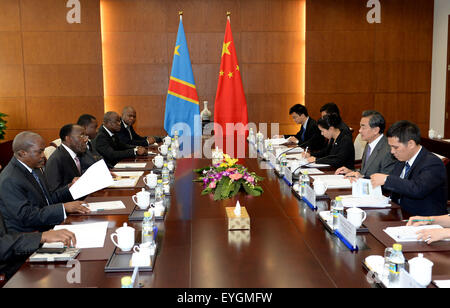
[
  {"x1": 227, "y1": 11, "x2": 231, "y2": 22},
  {"x1": 179, "y1": 11, "x2": 183, "y2": 21}
]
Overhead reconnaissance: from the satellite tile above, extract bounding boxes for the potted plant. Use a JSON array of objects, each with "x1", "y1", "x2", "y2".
[{"x1": 0, "y1": 113, "x2": 7, "y2": 140}]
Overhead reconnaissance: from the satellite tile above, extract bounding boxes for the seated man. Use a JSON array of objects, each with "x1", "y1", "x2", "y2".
[
  {"x1": 0, "y1": 209, "x2": 76, "y2": 280},
  {"x1": 117, "y1": 106, "x2": 162, "y2": 147},
  {"x1": 0, "y1": 132, "x2": 90, "y2": 233},
  {"x1": 93, "y1": 111, "x2": 147, "y2": 168},
  {"x1": 335, "y1": 110, "x2": 396, "y2": 179},
  {"x1": 371, "y1": 121, "x2": 448, "y2": 216},
  {"x1": 77, "y1": 114, "x2": 101, "y2": 159},
  {"x1": 283, "y1": 104, "x2": 326, "y2": 151},
  {"x1": 45, "y1": 124, "x2": 98, "y2": 194}
]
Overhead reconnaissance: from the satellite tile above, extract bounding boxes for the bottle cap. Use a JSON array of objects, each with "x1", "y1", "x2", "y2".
[
  {"x1": 164, "y1": 163, "x2": 167, "y2": 167},
  {"x1": 335, "y1": 196, "x2": 342, "y2": 201},
  {"x1": 393, "y1": 243, "x2": 402, "y2": 251},
  {"x1": 144, "y1": 211, "x2": 151, "y2": 218},
  {"x1": 158, "y1": 179, "x2": 162, "y2": 183},
  {"x1": 121, "y1": 276, "x2": 132, "y2": 286}
]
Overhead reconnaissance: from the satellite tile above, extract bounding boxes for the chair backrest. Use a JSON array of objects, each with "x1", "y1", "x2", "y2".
[
  {"x1": 50, "y1": 138, "x2": 61, "y2": 147},
  {"x1": 353, "y1": 133, "x2": 367, "y2": 161},
  {"x1": 44, "y1": 146, "x2": 56, "y2": 160}
]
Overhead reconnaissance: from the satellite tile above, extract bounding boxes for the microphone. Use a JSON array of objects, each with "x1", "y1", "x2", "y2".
[{"x1": 276, "y1": 145, "x2": 303, "y2": 161}]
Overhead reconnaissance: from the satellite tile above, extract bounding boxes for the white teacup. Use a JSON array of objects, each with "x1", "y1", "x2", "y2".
[
  {"x1": 428, "y1": 129, "x2": 436, "y2": 139},
  {"x1": 130, "y1": 251, "x2": 151, "y2": 267},
  {"x1": 152, "y1": 155, "x2": 164, "y2": 168},
  {"x1": 167, "y1": 161, "x2": 174, "y2": 172},
  {"x1": 313, "y1": 180, "x2": 328, "y2": 196},
  {"x1": 111, "y1": 223, "x2": 135, "y2": 252},
  {"x1": 133, "y1": 242, "x2": 152, "y2": 255},
  {"x1": 143, "y1": 171, "x2": 158, "y2": 189},
  {"x1": 409, "y1": 253, "x2": 433, "y2": 287},
  {"x1": 346, "y1": 207, "x2": 367, "y2": 228},
  {"x1": 158, "y1": 144, "x2": 168, "y2": 156},
  {"x1": 132, "y1": 188, "x2": 150, "y2": 210},
  {"x1": 164, "y1": 136, "x2": 172, "y2": 146}
]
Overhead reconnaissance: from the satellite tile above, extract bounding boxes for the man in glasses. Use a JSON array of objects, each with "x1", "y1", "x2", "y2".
[{"x1": 45, "y1": 124, "x2": 98, "y2": 194}]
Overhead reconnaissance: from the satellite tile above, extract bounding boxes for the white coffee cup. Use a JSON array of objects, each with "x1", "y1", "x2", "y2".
[
  {"x1": 428, "y1": 129, "x2": 436, "y2": 139},
  {"x1": 164, "y1": 136, "x2": 171, "y2": 146},
  {"x1": 152, "y1": 155, "x2": 164, "y2": 168},
  {"x1": 409, "y1": 253, "x2": 433, "y2": 287},
  {"x1": 130, "y1": 251, "x2": 151, "y2": 267},
  {"x1": 154, "y1": 202, "x2": 165, "y2": 217},
  {"x1": 132, "y1": 188, "x2": 150, "y2": 210},
  {"x1": 313, "y1": 179, "x2": 328, "y2": 196},
  {"x1": 143, "y1": 171, "x2": 158, "y2": 189},
  {"x1": 346, "y1": 207, "x2": 367, "y2": 228},
  {"x1": 158, "y1": 144, "x2": 168, "y2": 156},
  {"x1": 167, "y1": 161, "x2": 174, "y2": 172},
  {"x1": 111, "y1": 223, "x2": 135, "y2": 252},
  {"x1": 133, "y1": 242, "x2": 152, "y2": 256}
]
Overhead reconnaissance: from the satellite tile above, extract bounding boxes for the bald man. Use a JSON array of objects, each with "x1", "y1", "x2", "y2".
[
  {"x1": 93, "y1": 111, "x2": 147, "y2": 168},
  {"x1": 0, "y1": 131, "x2": 89, "y2": 234},
  {"x1": 117, "y1": 106, "x2": 162, "y2": 146}
]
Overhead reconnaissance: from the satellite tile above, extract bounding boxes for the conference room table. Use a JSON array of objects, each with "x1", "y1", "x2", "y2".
[{"x1": 4, "y1": 146, "x2": 450, "y2": 288}]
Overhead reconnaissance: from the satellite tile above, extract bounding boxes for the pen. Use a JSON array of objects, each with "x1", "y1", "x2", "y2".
[{"x1": 402, "y1": 219, "x2": 435, "y2": 222}]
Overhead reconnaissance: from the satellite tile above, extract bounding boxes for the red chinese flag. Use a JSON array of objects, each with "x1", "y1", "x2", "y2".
[{"x1": 214, "y1": 18, "x2": 248, "y2": 158}]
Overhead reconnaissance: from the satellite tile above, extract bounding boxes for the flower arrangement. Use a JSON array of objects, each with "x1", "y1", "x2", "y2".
[
  {"x1": 194, "y1": 154, "x2": 264, "y2": 201},
  {"x1": 0, "y1": 113, "x2": 7, "y2": 140}
]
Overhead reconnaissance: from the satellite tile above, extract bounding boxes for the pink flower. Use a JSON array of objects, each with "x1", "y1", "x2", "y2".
[
  {"x1": 246, "y1": 176, "x2": 254, "y2": 183},
  {"x1": 229, "y1": 173, "x2": 243, "y2": 181},
  {"x1": 209, "y1": 182, "x2": 217, "y2": 189},
  {"x1": 226, "y1": 168, "x2": 237, "y2": 172}
]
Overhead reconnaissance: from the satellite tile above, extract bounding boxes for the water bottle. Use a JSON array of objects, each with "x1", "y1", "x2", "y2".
[
  {"x1": 280, "y1": 154, "x2": 288, "y2": 176},
  {"x1": 167, "y1": 147, "x2": 173, "y2": 162},
  {"x1": 331, "y1": 197, "x2": 344, "y2": 230},
  {"x1": 155, "y1": 179, "x2": 164, "y2": 201},
  {"x1": 162, "y1": 163, "x2": 170, "y2": 185},
  {"x1": 300, "y1": 171, "x2": 310, "y2": 196},
  {"x1": 385, "y1": 244, "x2": 405, "y2": 287},
  {"x1": 141, "y1": 210, "x2": 154, "y2": 245}
]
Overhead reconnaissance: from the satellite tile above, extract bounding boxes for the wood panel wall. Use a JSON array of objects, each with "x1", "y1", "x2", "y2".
[
  {"x1": 305, "y1": 0, "x2": 434, "y2": 136},
  {"x1": 101, "y1": 0, "x2": 305, "y2": 137},
  {"x1": 0, "y1": 0, "x2": 104, "y2": 144}
]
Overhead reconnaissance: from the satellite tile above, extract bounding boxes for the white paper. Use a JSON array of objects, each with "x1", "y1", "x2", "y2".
[
  {"x1": 69, "y1": 160, "x2": 114, "y2": 200},
  {"x1": 383, "y1": 225, "x2": 447, "y2": 242},
  {"x1": 311, "y1": 175, "x2": 352, "y2": 189},
  {"x1": 43, "y1": 221, "x2": 109, "y2": 249},
  {"x1": 87, "y1": 201, "x2": 126, "y2": 212},
  {"x1": 109, "y1": 178, "x2": 139, "y2": 188},
  {"x1": 352, "y1": 179, "x2": 382, "y2": 197},
  {"x1": 299, "y1": 168, "x2": 324, "y2": 175},
  {"x1": 114, "y1": 162, "x2": 147, "y2": 169},
  {"x1": 307, "y1": 163, "x2": 331, "y2": 168},
  {"x1": 270, "y1": 138, "x2": 289, "y2": 145},
  {"x1": 113, "y1": 171, "x2": 144, "y2": 177},
  {"x1": 338, "y1": 195, "x2": 391, "y2": 208},
  {"x1": 434, "y1": 280, "x2": 450, "y2": 288}
]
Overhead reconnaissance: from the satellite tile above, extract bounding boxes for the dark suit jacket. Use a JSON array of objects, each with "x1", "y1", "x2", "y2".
[
  {"x1": 93, "y1": 126, "x2": 136, "y2": 168},
  {"x1": 360, "y1": 135, "x2": 396, "y2": 177},
  {"x1": 384, "y1": 147, "x2": 448, "y2": 216},
  {"x1": 45, "y1": 145, "x2": 98, "y2": 194},
  {"x1": 0, "y1": 157, "x2": 71, "y2": 233},
  {"x1": 117, "y1": 121, "x2": 149, "y2": 147},
  {"x1": 285, "y1": 117, "x2": 327, "y2": 152},
  {"x1": 0, "y1": 212, "x2": 41, "y2": 279},
  {"x1": 313, "y1": 132, "x2": 355, "y2": 169}
]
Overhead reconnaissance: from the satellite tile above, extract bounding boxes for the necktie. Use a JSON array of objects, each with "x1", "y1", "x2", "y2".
[
  {"x1": 87, "y1": 140, "x2": 92, "y2": 151},
  {"x1": 301, "y1": 126, "x2": 306, "y2": 142},
  {"x1": 74, "y1": 156, "x2": 81, "y2": 174},
  {"x1": 364, "y1": 145, "x2": 372, "y2": 165},
  {"x1": 402, "y1": 162, "x2": 411, "y2": 179},
  {"x1": 31, "y1": 170, "x2": 50, "y2": 205},
  {"x1": 127, "y1": 126, "x2": 133, "y2": 140}
]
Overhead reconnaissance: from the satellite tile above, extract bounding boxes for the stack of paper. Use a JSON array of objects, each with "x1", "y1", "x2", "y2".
[
  {"x1": 311, "y1": 175, "x2": 352, "y2": 189},
  {"x1": 339, "y1": 195, "x2": 391, "y2": 208},
  {"x1": 434, "y1": 280, "x2": 450, "y2": 288},
  {"x1": 109, "y1": 177, "x2": 139, "y2": 188},
  {"x1": 114, "y1": 162, "x2": 147, "y2": 169},
  {"x1": 299, "y1": 168, "x2": 324, "y2": 175},
  {"x1": 43, "y1": 221, "x2": 109, "y2": 249},
  {"x1": 384, "y1": 225, "x2": 445, "y2": 242},
  {"x1": 270, "y1": 138, "x2": 289, "y2": 145},
  {"x1": 86, "y1": 201, "x2": 126, "y2": 212},
  {"x1": 69, "y1": 160, "x2": 114, "y2": 199}
]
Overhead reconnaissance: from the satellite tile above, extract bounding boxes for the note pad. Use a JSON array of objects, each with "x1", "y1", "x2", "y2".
[
  {"x1": 383, "y1": 225, "x2": 446, "y2": 242},
  {"x1": 311, "y1": 175, "x2": 352, "y2": 189},
  {"x1": 87, "y1": 201, "x2": 126, "y2": 212},
  {"x1": 114, "y1": 163, "x2": 147, "y2": 169},
  {"x1": 43, "y1": 221, "x2": 109, "y2": 249}
]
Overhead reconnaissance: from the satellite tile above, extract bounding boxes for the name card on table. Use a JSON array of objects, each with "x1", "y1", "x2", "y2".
[
  {"x1": 267, "y1": 152, "x2": 276, "y2": 168},
  {"x1": 302, "y1": 185, "x2": 317, "y2": 210},
  {"x1": 284, "y1": 166, "x2": 293, "y2": 186},
  {"x1": 334, "y1": 214, "x2": 358, "y2": 252}
]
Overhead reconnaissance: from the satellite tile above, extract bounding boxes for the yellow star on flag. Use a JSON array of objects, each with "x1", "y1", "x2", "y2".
[
  {"x1": 222, "y1": 41, "x2": 231, "y2": 57},
  {"x1": 236, "y1": 65, "x2": 239, "y2": 71},
  {"x1": 219, "y1": 70, "x2": 224, "y2": 77},
  {"x1": 174, "y1": 45, "x2": 181, "y2": 56},
  {"x1": 228, "y1": 72, "x2": 233, "y2": 78}
]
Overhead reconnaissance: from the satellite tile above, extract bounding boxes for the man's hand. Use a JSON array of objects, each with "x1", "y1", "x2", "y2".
[
  {"x1": 344, "y1": 171, "x2": 363, "y2": 183},
  {"x1": 136, "y1": 146, "x2": 147, "y2": 156},
  {"x1": 287, "y1": 136, "x2": 298, "y2": 144},
  {"x1": 335, "y1": 166, "x2": 351, "y2": 175},
  {"x1": 64, "y1": 201, "x2": 91, "y2": 215},
  {"x1": 307, "y1": 156, "x2": 316, "y2": 163},
  {"x1": 147, "y1": 136, "x2": 156, "y2": 145},
  {"x1": 370, "y1": 173, "x2": 388, "y2": 188},
  {"x1": 41, "y1": 229, "x2": 77, "y2": 247},
  {"x1": 406, "y1": 216, "x2": 431, "y2": 227}
]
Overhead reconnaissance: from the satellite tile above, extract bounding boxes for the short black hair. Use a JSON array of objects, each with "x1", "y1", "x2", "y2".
[
  {"x1": 289, "y1": 104, "x2": 308, "y2": 117},
  {"x1": 319, "y1": 102, "x2": 340, "y2": 116},
  {"x1": 362, "y1": 110, "x2": 385, "y2": 134},
  {"x1": 77, "y1": 114, "x2": 96, "y2": 127},
  {"x1": 387, "y1": 120, "x2": 421, "y2": 145},
  {"x1": 317, "y1": 113, "x2": 342, "y2": 130},
  {"x1": 60, "y1": 124, "x2": 75, "y2": 142}
]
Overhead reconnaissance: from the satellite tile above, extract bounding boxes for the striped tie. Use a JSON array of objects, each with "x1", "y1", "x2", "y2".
[{"x1": 31, "y1": 170, "x2": 50, "y2": 205}]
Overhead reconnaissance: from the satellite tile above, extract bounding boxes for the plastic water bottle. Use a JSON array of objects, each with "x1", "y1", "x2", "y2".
[
  {"x1": 385, "y1": 244, "x2": 406, "y2": 287},
  {"x1": 162, "y1": 163, "x2": 170, "y2": 185},
  {"x1": 300, "y1": 171, "x2": 310, "y2": 196},
  {"x1": 155, "y1": 179, "x2": 164, "y2": 201},
  {"x1": 280, "y1": 154, "x2": 288, "y2": 176},
  {"x1": 141, "y1": 210, "x2": 154, "y2": 245},
  {"x1": 331, "y1": 197, "x2": 344, "y2": 230}
]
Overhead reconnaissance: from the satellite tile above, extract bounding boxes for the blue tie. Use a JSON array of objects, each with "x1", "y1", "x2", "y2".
[
  {"x1": 403, "y1": 162, "x2": 411, "y2": 179},
  {"x1": 32, "y1": 170, "x2": 50, "y2": 205},
  {"x1": 300, "y1": 126, "x2": 306, "y2": 142}
]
